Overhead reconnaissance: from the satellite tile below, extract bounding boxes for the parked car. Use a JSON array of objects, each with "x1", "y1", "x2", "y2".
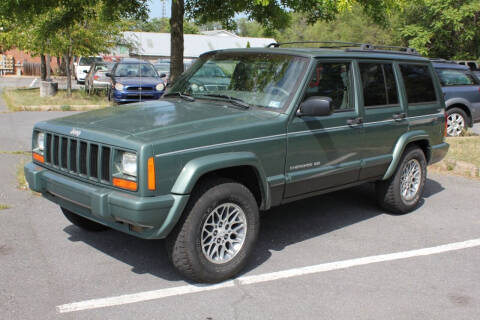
[
  {"x1": 25, "y1": 42, "x2": 448, "y2": 283},
  {"x1": 74, "y1": 56, "x2": 104, "y2": 84},
  {"x1": 456, "y1": 60, "x2": 480, "y2": 71},
  {"x1": 432, "y1": 60, "x2": 480, "y2": 136},
  {"x1": 187, "y1": 61, "x2": 231, "y2": 92},
  {"x1": 106, "y1": 59, "x2": 165, "y2": 103},
  {"x1": 84, "y1": 62, "x2": 114, "y2": 94},
  {"x1": 153, "y1": 62, "x2": 170, "y2": 81}
]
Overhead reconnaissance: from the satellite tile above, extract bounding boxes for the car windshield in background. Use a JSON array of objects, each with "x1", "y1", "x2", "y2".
[
  {"x1": 436, "y1": 68, "x2": 478, "y2": 86},
  {"x1": 79, "y1": 57, "x2": 103, "y2": 66},
  {"x1": 114, "y1": 63, "x2": 158, "y2": 77},
  {"x1": 154, "y1": 64, "x2": 170, "y2": 73},
  {"x1": 169, "y1": 53, "x2": 308, "y2": 110}
]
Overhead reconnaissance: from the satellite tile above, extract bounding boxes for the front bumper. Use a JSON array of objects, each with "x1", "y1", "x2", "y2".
[
  {"x1": 429, "y1": 142, "x2": 449, "y2": 165},
  {"x1": 25, "y1": 162, "x2": 189, "y2": 239},
  {"x1": 113, "y1": 90, "x2": 163, "y2": 103}
]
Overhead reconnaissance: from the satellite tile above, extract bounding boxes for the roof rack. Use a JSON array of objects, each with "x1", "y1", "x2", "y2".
[
  {"x1": 267, "y1": 41, "x2": 420, "y2": 56},
  {"x1": 429, "y1": 58, "x2": 457, "y2": 64}
]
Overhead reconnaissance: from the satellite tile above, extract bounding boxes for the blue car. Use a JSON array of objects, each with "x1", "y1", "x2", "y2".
[{"x1": 107, "y1": 59, "x2": 166, "y2": 103}]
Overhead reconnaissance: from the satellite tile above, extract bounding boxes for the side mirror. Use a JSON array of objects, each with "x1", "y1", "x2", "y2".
[
  {"x1": 105, "y1": 73, "x2": 111, "y2": 78},
  {"x1": 160, "y1": 73, "x2": 167, "y2": 78},
  {"x1": 83, "y1": 70, "x2": 88, "y2": 73},
  {"x1": 297, "y1": 96, "x2": 333, "y2": 117}
]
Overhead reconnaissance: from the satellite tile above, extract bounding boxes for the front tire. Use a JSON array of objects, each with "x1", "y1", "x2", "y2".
[
  {"x1": 166, "y1": 178, "x2": 259, "y2": 283},
  {"x1": 375, "y1": 147, "x2": 427, "y2": 214},
  {"x1": 61, "y1": 207, "x2": 109, "y2": 231}
]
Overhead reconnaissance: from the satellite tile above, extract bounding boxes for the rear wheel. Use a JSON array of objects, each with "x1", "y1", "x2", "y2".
[
  {"x1": 375, "y1": 147, "x2": 427, "y2": 214},
  {"x1": 166, "y1": 178, "x2": 259, "y2": 283},
  {"x1": 446, "y1": 108, "x2": 468, "y2": 136},
  {"x1": 61, "y1": 207, "x2": 109, "y2": 231}
]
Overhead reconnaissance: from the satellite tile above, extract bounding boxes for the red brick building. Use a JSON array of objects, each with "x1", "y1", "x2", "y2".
[{"x1": 2, "y1": 48, "x2": 60, "y2": 76}]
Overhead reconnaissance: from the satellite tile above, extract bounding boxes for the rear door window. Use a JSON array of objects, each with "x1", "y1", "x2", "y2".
[
  {"x1": 399, "y1": 64, "x2": 437, "y2": 103},
  {"x1": 359, "y1": 63, "x2": 399, "y2": 107},
  {"x1": 435, "y1": 68, "x2": 477, "y2": 86}
]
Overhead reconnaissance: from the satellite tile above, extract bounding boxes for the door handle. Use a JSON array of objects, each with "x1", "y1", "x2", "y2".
[
  {"x1": 347, "y1": 117, "x2": 363, "y2": 126},
  {"x1": 392, "y1": 112, "x2": 406, "y2": 121}
]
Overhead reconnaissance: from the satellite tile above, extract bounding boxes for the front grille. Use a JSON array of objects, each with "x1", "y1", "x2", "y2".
[
  {"x1": 44, "y1": 133, "x2": 112, "y2": 183},
  {"x1": 126, "y1": 86, "x2": 154, "y2": 91}
]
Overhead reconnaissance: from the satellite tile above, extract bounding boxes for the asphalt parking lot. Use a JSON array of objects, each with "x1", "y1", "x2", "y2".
[{"x1": 0, "y1": 81, "x2": 479, "y2": 319}]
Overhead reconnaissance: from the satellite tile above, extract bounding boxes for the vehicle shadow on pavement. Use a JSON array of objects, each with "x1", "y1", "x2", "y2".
[{"x1": 63, "y1": 178, "x2": 445, "y2": 281}]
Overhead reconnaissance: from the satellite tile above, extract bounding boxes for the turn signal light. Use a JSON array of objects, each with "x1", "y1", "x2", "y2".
[
  {"x1": 33, "y1": 152, "x2": 44, "y2": 163},
  {"x1": 113, "y1": 178, "x2": 138, "y2": 191},
  {"x1": 147, "y1": 157, "x2": 156, "y2": 190}
]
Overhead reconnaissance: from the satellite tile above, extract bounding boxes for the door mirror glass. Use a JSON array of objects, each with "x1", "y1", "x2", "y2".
[
  {"x1": 105, "y1": 73, "x2": 111, "y2": 78},
  {"x1": 297, "y1": 96, "x2": 333, "y2": 117}
]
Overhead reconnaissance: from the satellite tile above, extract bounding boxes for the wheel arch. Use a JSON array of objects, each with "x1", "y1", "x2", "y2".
[
  {"x1": 383, "y1": 131, "x2": 431, "y2": 180},
  {"x1": 171, "y1": 152, "x2": 270, "y2": 210}
]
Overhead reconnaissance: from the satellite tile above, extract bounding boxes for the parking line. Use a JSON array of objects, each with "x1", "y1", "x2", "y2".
[{"x1": 57, "y1": 238, "x2": 480, "y2": 313}]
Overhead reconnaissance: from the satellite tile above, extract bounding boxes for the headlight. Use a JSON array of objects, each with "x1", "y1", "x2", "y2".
[
  {"x1": 121, "y1": 152, "x2": 137, "y2": 177},
  {"x1": 115, "y1": 83, "x2": 124, "y2": 91},
  {"x1": 36, "y1": 132, "x2": 45, "y2": 151},
  {"x1": 156, "y1": 83, "x2": 165, "y2": 91}
]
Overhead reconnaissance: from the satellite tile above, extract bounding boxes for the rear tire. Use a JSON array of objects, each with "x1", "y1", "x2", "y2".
[
  {"x1": 61, "y1": 207, "x2": 109, "y2": 231},
  {"x1": 166, "y1": 178, "x2": 259, "y2": 283},
  {"x1": 446, "y1": 108, "x2": 468, "y2": 136},
  {"x1": 375, "y1": 147, "x2": 427, "y2": 214}
]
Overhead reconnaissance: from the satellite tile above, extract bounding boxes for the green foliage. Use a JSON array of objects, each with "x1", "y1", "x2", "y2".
[
  {"x1": 127, "y1": 17, "x2": 199, "y2": 34},
  {"x1": 395, "y1": 0, "x2": 480, "y2": 59}
]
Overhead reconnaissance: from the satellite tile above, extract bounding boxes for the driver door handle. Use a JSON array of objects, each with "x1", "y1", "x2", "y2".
[{"x1": 347, "y1": 117, "x2": 363, "y2": 126}]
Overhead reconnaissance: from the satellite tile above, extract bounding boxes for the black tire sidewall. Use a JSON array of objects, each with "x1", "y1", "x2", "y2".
[
  {"x1": 394, "y1": 148, "x2": 427, "y2": 210},
  {"x1": 182, "y1": 183, "x2": 259, "y2": 282}
]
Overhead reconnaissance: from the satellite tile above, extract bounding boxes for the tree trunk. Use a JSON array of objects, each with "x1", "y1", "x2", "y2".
[
  {"x1": 170, "y1": 0, "x2": 184, "y2": 83},
  {"x1": 40, "y1": 54, "x2": 47, "y2": 81},
  {"x1": 45, "y1": 54, "x2": 51, "y2": 80},
  {"x1": 65, "y1": 51, "x2": 72, "y2": 97}
]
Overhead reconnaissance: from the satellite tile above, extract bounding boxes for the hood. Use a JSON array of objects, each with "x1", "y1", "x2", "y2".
[
  {"x1": 115, "y1": 77, "x2": 162, "y2": 86},
  {"x1": 43, "y1": 99, "x2": 284, "y2": 146}
]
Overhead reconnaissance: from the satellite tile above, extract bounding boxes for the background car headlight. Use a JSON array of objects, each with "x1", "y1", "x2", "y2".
[
  {"x1": 115, "y1": 83, "x2": 124, "y2": 91},
  {"x1": 156, "y1": 83, "x2": 165, "y2": 91},
  {"x1": 121, "y1": 152, "x2": 137, "y2": 177},
  {"x1": 36, "y1": 132, "x2": 45, "y2": 151}
]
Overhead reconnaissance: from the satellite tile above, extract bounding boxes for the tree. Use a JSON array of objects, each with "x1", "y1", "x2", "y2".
[
  {"x1": 0, "y1": 0, "x2": 148, "y2": 95},
  {"x1": 167, "y1": 0, "x2": 397, "y2": 82},
  {"x1": 394, "y1": 0, "x2": 480, "y2": 59}
]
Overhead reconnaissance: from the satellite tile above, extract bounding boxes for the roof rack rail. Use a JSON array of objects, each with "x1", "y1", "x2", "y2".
[
  {"x1": 267, "y1": 41, "x2": 420, "y2": 56},
  {"x1": 429, "y1": 58, "x2": 457, "y2": 64}
]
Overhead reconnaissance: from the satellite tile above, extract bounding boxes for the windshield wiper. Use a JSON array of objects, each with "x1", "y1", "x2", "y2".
[
  {"x1": 200, "y1": 94, "x2": 250, "y2": 109},
  {"x1": 163, "y1": 92, "x2": 195, "y2": 102}
]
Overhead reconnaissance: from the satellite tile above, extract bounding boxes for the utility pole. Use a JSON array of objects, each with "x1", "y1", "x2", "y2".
[{"x1": 161, "y1": 0, "x2": 166, "y2": 18}]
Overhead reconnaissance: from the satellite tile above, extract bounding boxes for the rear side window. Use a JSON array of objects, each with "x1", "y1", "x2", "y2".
[
  {"x1": 435, "y1": 68, "x2": 477, "y2": 86},
  {"x1": 359, "y1": 63, "x2": 399, "y2": 106},
  {"x1": 400, "y1": 64, "x2": 437, "y2": 103}
]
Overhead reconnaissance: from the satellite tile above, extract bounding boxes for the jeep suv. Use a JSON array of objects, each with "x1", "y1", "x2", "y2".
[
  {"x1": 432, "y1": 60, "x2": 480, "y2": 136},
  {"x1": 25, "y1": 43, "x2": 449, "y2": 283}
]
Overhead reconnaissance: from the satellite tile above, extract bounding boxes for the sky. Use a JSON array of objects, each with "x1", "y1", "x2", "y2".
[{"x1": 149, "y1": 0, "x2": 172, "y2": 19}]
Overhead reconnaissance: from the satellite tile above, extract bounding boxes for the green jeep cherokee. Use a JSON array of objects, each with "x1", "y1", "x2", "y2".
[{"x1": 25, "y1": 42, "x2": 449, "y2": 283}]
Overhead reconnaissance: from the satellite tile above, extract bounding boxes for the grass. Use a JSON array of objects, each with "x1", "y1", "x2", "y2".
[
  {"x1": 430, "y1": 136, "x2": 480, "y2": 179},
  {"x1": 2, "y1": 88, "x2": 110, "y2": 111},
  {"x1": 16, "y1": 160, "x2": 29, "y2": 191},
  {"x1": 0, "y1": 204, "x2": 10, "y2": 210}
]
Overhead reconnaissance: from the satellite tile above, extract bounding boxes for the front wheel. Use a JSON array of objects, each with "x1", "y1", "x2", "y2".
[
  {"x1": 375, "y1": 147, "x2": 427, "y2": 214},
  {"x1": 166, "y1": 178, "x2": 259, "y2": 283}
]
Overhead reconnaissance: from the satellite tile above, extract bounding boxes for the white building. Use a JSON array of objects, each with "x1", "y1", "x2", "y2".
[{"x1": 110, "y1": 31, "x2": 275, "y2": 62}]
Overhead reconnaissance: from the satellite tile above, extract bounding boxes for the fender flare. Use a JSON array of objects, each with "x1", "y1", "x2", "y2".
[
  {"x1": 382, "y1": 131, "x2": 430, "y2": 180},
  {"x1": 171, "y1": 152, "x2": 271, "y2": 209}
]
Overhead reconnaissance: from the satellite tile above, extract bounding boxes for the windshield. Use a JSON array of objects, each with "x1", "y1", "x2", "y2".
[
  {"x1": 79, "y1": 57, "x2": 103, "y2": 66},
  {"x1": 155, "y1": 64, "x2": 170, "y2": 72},
  {"x1": 114, "y1": 63, "x2": 158, "y2": 77},
  {"x1": 168, "y1": 53, "x2": 309, "y2": 110}
]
